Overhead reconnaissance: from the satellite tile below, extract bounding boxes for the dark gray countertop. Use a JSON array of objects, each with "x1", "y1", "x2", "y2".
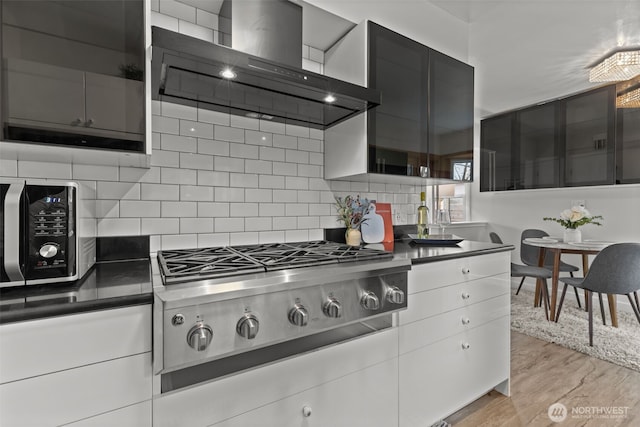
[
  {"x1": 390, "y1": 238, "x2": 515, "y2": 264},
  {"x1": 0, "y1": 259, "x2": 153, "y2": 324}
]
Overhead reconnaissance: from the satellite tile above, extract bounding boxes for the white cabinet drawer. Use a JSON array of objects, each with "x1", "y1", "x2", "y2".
[
  {"x1": 399, "y1": 316, "x2": 510, "y2": 427},
  {"x1": 153, "y1": 328, "x2": 398, "y2": 427},
  {"x1": 408, "y1": 252, "x2": 509, "y2": 294},
  {"x1": 213, "y1": 358, "x2": 398, "y2": 427},
  {"x1": 0, "y1": 353, "x2": 152, "y2": 427},
  {"x1": 399, "y1": 293, "x2": 509, "y2": 355},
  {"x1": 0, "y1": 305, "x2": 152, "y2": 384},
  {"x1": 400, "y1": 272, "x2": 510, "y2": 325},
  {"x1": 64, "y1": 401, "x2": 152, "y2": 427}
]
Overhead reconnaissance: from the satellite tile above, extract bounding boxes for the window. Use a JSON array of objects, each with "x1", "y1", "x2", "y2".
[{"x1": 426, "y1": 183, "x2": 470, "y2": 223}]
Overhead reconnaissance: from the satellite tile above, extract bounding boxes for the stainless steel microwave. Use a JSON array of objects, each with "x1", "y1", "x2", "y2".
[{"x1": 1, "y1": 180, "x2": 95, "y2": 287}]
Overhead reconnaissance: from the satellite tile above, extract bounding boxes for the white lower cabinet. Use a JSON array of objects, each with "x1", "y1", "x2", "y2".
[
  {"x1": 153, "y1": 328, "x2": 399, "y2": 427},
  {"x1": 214, "y1": 358, "x2": 398, "y2": 427},
  {"x1": 399, "y1": 252, "x2": 511, "y2": 427},
  {"x1": 0, "y1": 305, "x2": 152, "y2": 427}
]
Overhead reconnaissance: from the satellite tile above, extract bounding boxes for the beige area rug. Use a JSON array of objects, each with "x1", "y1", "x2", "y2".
[{"x1": 510, "y1": 288, "x2": 640, "y2": 372}]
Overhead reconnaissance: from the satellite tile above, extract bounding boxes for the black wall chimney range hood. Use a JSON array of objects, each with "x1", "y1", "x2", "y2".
[{"x1": 151, "y1": 26, "x2": 380, "y2": 130}]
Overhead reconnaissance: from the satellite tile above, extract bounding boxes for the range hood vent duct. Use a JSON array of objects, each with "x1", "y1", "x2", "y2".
[{"x1": 151, "y1": 21, "x2": 380, "y2": 129}]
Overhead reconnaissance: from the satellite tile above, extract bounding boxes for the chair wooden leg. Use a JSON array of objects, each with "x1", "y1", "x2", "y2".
[
  {"x1": 628, "y1": 293, "x2": 640, "y2": 324},
  {"x1": 555, "y1": 284, "x2": 568, "y2": 322},
  {"x1": 516, "y1": 277, "x2": 525, "y2": 295},
  {"x1": 588, "y1": 291, "x2": 594, "y2": 347},
  {"x1": 573, "y1": 287, "x2": 582, "y2": 309},
  {"x1": 540, "y1": 279, "x2": 550, "y2": 321},
  {"x1": 634, "y1": 291, "x2": 639, "y2": 310},
  {"x1": 597, "y1": 292, "x2": 606, "y2": 325}
]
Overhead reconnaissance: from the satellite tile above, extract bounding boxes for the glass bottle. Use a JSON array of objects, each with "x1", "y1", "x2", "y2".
[{"x1": 417, "y1": 191, "x2": 429, "y2": 238}]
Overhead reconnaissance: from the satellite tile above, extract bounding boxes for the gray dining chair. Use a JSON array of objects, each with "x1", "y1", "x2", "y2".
[
  {"x1": 520, "y1": 229, "x2": 583, "y2": 308},
  {"x1": 490, "y1": 232, "x2": 552, "y2": 319},
  {"x1": 555, "y1": 243, "x2": 640, "y2": 346}
]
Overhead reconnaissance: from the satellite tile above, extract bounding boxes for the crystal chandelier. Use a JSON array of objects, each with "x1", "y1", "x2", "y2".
[
  {"x1": 589, "y1": 48, "x2": 640, "y2": 82},
  {"x1": 616, "y1": 87, "x2": 640, "y2": 108}
]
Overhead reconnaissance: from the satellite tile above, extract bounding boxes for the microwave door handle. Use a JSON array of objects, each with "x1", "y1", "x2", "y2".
[{"x1": 4, "y1": 182, "x2": 25, "y2": 282}]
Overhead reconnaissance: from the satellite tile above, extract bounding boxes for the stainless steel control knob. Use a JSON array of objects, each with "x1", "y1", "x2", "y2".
[
  {"x1": 187, "y1": 322, "x2": 213, "y2": 351},
  {"x1": 236, "y1": 314, "x2": 259, "y2": 339},
  {"x1": 323, "y1": 297, "x2": 342, "y2": 318},
  {"x1": 288, "y1": 304, "x2": 309, "y2": 327},
  {"x1": 361, "y1": 291, "x2": 380, "y2": 310},
  {"x1": 386, "y1": 286, "x2": 405, "y2": 304},
  {"x1": 39, "y1": 244, "x2": 58, "y2": 259}
]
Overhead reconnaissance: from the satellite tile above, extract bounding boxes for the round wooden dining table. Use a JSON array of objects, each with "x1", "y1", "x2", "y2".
[{"x1": 522, "y1": 238, "x2": 618, "y2": 327}]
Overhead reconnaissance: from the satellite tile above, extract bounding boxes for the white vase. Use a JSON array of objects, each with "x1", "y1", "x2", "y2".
[
  {"x1": 345, "y1": 228, "x2": 361, "y2": 246},
  {"x1": 563, "y1": 228, "x2": 582, "y2": 243}
]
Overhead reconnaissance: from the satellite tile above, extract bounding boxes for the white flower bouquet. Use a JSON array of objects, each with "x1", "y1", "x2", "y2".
[{"x1": 543, "y1": 206, "x2": 603, "y2": 229}]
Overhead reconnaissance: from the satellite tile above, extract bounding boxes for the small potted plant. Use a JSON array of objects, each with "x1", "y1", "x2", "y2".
[
  {"x1": 543, "y1": 206, "x2": 603, "y2": 243},
  {"x1": 335, "y1": 195, "x2": 370, "y2": 246}
]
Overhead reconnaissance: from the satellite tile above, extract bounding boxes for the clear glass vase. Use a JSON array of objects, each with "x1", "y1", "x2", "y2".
[{"x1": 563, "y1": 228, "x2": 582, "y2": 243}]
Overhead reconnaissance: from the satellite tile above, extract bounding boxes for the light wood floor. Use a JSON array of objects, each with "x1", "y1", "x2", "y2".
[{"x1": 445, "y1": 331, "x2": 640, "y2": 427}]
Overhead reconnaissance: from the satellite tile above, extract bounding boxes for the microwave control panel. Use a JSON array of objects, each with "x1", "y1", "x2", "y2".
[{"x1": 25, "y1": 186, "x2": 76, "y2": 279}]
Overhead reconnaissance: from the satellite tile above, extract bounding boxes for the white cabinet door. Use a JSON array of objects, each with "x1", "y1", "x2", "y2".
[
  {"x1": 85, "y1": 72, "x2": 144, "y2": 135},
  {"x1": 64, "y1": 401, "x2": 152, "y2": 427},
  {"x1": 214, "y1": 358, "x2": 398, "y2": 427},
  {"x1": 7, "y1": 58, "x2": 85, "y2": 128}
]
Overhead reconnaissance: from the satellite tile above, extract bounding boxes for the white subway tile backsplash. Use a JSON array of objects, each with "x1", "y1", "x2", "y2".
[
  {"x1": 285, "y1": 150, "x2": 309, "y2": 164},
  {"x1": 285, "y1": 124, "x2": 310, "y2": 138},
  {"x1": 297, "y1": 216, "x2": 319, "y2": 229},
  {"x1": 72, "y1": 164, "x2": 118, "y2": 181},
  {"x1": 297, "y1": 165, "x2": 321, "y2": 178},
  {"x1": 141, "y1": 183, "x2": 179, "y2": 200},
  {"x1": 181, "y1": 120, "x2": 214, "y2": 139},
  {"x1": 198, "y1": 109, "x2": 230, "y2": 126},
  {"x1": 230, "y1": 203, "x2": 258, "y2": 217},
  {"x1": 309, "y1": 128, "x2": 324, "y2": 140},
  {"x1": 286, "y1": 204, "x2": 308, "y2": 217},
  {"x1": 159, "y1": 0, "x2": 196, "y2": 23},
  {"x1": 245, "y1": 217, "x2": 272, "y2": 232},
  {"x1": 272, "y1": 190, "x2": 297, "y2": 203},
  {"x1": 151, "y1": 149, "x2": 180, "y2": 168},
  {"x1": 320, "y1": 215, "x2": 341, "y2": 229},
  {"x1": 120, "y1": 201, "x2": 161, "y2": 218},
  {"x1": 259, "y1": 120, "x2": 286, "y2": 135},
  {"x1": 302, "y1": 58, "x2": 321, "y2": 74},
  {"x1": 230, "y1": 232, "x2": 260, "y2": 246},
  {"x1": 215, "y1": 217, "x2": 244, "y2": 233},
  {"x1": 214, "y1": 156, "x2": 244, "y2": 172},
  {"x1": 245, "y1": 160, "x2": 273, "y2": 175},
  {"x1": 273, "y1": 216, "x2": 292, "y2": 230},
  {"x1": 285, "y1": 176, "x2": 309, "y2": 190},
  {"x1": 272, "y1": 162, "x2": 297, "y2": 176},
  {"x1": 197, "y1": 233, "x2": 229, "y2": 248},
  {"x1": 180, "y1": 185, "x2": 213, "y2": 201},
  {"x1": 350, "y1": 181, "x2": 370, "y2": 192},
  {"x1": 161, "y1": 167, "x2": 197, "y2": 185},
  {"x1": 297, "y1": 190, "x2": 320, "y2": 203},
  {"x1": 245, "y1": 189, "x2": 272, "y2": 203},
  {"x1": 309, "y1": 203, "x2": 330, "y2": 216},
  {"x1": 229, "y1": 173, "x2": 259, "y2": 188},
  {"x1": 152, "y1": 132, "x2": 161, "y2": 149},
  {"x1": 18, "y1": 161, "x2": 71, "y2": 179},
  {"x1": 198, "y1": 139, "x2": 229, "y2": 156},
  {"x1": 259, "y1": 231, "x2": 285, "y2": 244},
  {"x1": 245, "y1": 130, "x2": 273, "y2": 146},
  {"x1": 120, "y1": 166, "x2": 161, "y2": 183},
  {"x1": 215, "y1": 125, "x2": 245, "y2": 143},
  {"x1": 309, "y1": 229, "x2": 324, "y2": 241},
  {"x1": 162, "y1": 234, "x2": 197, "y2": 250},
  {"x1": 273, "y1": 134, "x2": 297, "y2": 149},
  {"x1": 153, "y1": 115, "x2": 180, "y2": 135},
  {"x1": 214, "y1": 187, "x2": 245, "y2": 202},
  {"x1": 151, "y1": 10, "x2": 179, "y2": 31},
  {"x1": 196, "y1": 8, "x2": 217, "y2": 30},
  {"x1": 259, "y1": 147, "x2": 285, "y2": 162},
  {"x1": 298, "y1": 138, "x2": 322, "y2": 152},
  {"x1": 142, "y1": 218, "x2": 180, "y2": 235},
  {"x1": 97, "y1": 182, "x2": 140, "y2": 200},
  {"x1": 285, "y1": 230, "x2": 309, "y2": 242},
  {"x1": 180, "y1": 217, "x2": 214, "y2": 233},
  {"x1": 161, "y1": 101, "x2": 197, "y2": 120},
  {"x1": 259, "y1": 203, "x2": 285, "y2": 217},
  {"x1": 198, "y1": 170, "x2": 229, "y2": 186},
  {"x1": 150, "y1": 0, "x2": 160, "y2": 12},
  {"x1": 230, "y1": 143, "x2": 259, "y2": 159},
  {"x1": 309, "y1": 178, "x2": 329, "y2": 191},
  {"x1": 178, "y1": 19, "x2": 214, "y2": 42},
  {"x1": 259, "y1": 175, "x2": 285, "y2": 189},
  {"x1": 230, "y1": 115, "x2": 260, "y2": 130},
  {"x1": 198, "y1": 202, "x2": 230, "y2": 217},
  {"x1": 98, "y1": 218, "x2": 140, "y2": 236},
  {"x1": 95, "y1": 200, "x2": 119, "y2": 218},
  {"x1": 180, "y1": 153, "x2": 214, "y2": 170},
  {"x1": 162, "y1": 201, "x2": 197, "y2": 217}
]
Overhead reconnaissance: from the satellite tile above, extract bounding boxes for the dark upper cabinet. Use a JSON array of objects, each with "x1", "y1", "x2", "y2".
[
  {"x1": 479, "y1": 83, "x2": 638, "y2": 191},
  {"x1": 562, "y1": 86, "x2": 615, "y2": 187},
  {"x1": 617, "y1": 106, "x2": 640, "y2": 183},
  {"x1": 480, "y1": 113, "x2": 515, "y2": 191},
  {"x1": 324, "y1": 21, "x2": 474, "y2": 181},
  {"x1": 0, "y1": 0, "x2": 145, "y2": 152}
]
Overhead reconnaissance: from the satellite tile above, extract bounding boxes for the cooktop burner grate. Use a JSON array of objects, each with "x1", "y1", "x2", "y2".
[{"x1": 157, "y1": 241, "x2": 393, "y2": 284}]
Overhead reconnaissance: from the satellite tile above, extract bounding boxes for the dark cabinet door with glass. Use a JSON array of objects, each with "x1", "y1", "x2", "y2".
[
  {"x1": 367, "y1": 22, "x2": 428, "y2": 177},
  {"x1": 517, "y1": 103, "x2": 559, "y2": 189},
  {"x1": 480, "y1": 113, "x2": 515, "y2": 191},
  {"x1": 562, "y1": 86, "x2": 615, "y2": 186},
  {"x1": 1, "y1": 0, "x2": 145, "y2": 152},
  {"x1": 428, "y1": 49, "x2": 474, "y2": 181}
]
